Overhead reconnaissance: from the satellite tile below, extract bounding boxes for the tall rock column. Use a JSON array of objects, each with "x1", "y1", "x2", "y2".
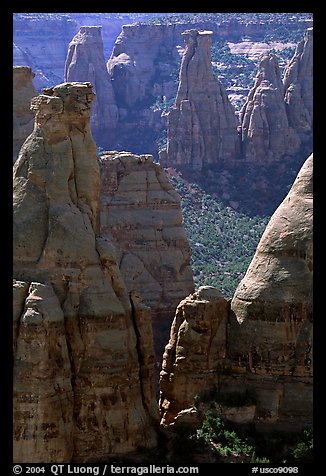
[
  {"x1": 64, "y1": 26, "x2": 118, "y2": 149},
  {"x1": 13, "y1": 66, "x2": 38, "y2": 162},
  {"x1": 283, "y1": 27, "x2": 313, "y2": 145},
  {"x1": 13, "y1": 82, "x2": 158, "y2": 463},
  {"x1": 239, "y1": 53, "x2": 300, "y2": 163},
  {"x1": 162, "y1": 29, "x2": 240, "y2": 170}
]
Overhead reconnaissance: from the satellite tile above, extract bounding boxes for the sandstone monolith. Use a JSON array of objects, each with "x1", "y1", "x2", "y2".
[
  {"x1": 239, "y1": 53, "x2": 301, "y2": 163},
  {"x1": 160, "y1": 154, "x2": 313, "y2": 430},
  {"x1": 283, "y1": 27, "x2": 313, "y2": 144},
  {"x1": 162, "y1": 29, "x2": 240, "y2": 170},
  {"x1": 13, "y1": 82, "x2": 158, "y2": 463},
  {"x1": 64, "y1": 26, "x2": 118, "y2": 148}
]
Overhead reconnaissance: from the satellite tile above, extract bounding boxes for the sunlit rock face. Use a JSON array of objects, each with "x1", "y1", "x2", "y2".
[
  {"x1": 162, "y1": 29, "x2": 240, "y2": 170},
  {"x1": 239, "y1": 53, "x2": 300, "y2": 163},
  {"x1": 160, "y1": 155, "x2": 313, "y2": 431},
  {"x1": 98, "y1": 150, "x2": 194, "y2": 359},
  {"x1": 13, "y1": 82, "x2": 158, "y2": 463},
  {"x1": 283, "y1": 27, "x2": 313, "y2": 145}
]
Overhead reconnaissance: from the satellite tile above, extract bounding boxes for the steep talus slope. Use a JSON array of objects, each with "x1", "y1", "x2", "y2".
[{"x1": 13, "y1": 82, "x2": 158, "y2": 463}]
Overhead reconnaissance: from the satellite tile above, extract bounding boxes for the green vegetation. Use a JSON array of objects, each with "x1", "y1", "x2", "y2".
[
  {"x1": 292, "y1": 428, "x2": 313, "y2": 463},
  {"x1": 140, "y1": 13, "x2": 312, "y2": 27},
  {"x1": 167, "y1": 172, "x2": 269, "y2": 298},
  {"x1": 196, "y1": 411, "x2": 258, "y2": 460}
]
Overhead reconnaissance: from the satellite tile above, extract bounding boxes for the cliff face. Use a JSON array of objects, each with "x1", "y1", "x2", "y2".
[
  {"x1": 64, "y1": 26, "x2": 118, "y2": 148},
  {"x1": 13, "y1": 82, "x2": 158, "y2": 463},
  {"x1": 107, "y1": 23, "x2": 183, "y2": 108},
  {"x1": 160, "y1": 154, "x2": 313, "y2": 430},
  {"x1": 239, "y1": 53, "x2": 300, "y2": 163},
  {"x1": 13, "y1": 66, "x2": 38, "y2": 162},
  {"x1": 161, "y1": 29, "x2": 240, "y2": 170},
  {"x1": 99, "y1": 151, "x2": 194, "y2": 358},
  {"x1": 13, "y1": 13, "x2": 157, "y2": 91},
  {"x1": 160, "y1": 286, "x2": 230, "y2": 424},
  {"x1": 283, "y1": 27, "x2": 313, "y2": 144},
  {"x1": 107, "y1": 23, "x2": 184, "y2": 157}
]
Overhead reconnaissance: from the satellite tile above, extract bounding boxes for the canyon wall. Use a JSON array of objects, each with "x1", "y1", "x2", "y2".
[
  {"x1": 99, "y1": 151, "x2": 194, "y2": 358},
  {"x1": 13, "y1": 82, "x2": 158, "y2": 463},
  {"x1": 160, "y1": 154, "x2": 313, "y2": 430},
  {"x1": 160, "y1": 29, "x2": 240, "y2": 170},
  {"x1": 64, "y1": 26, "x2": 118, "y2": 148},
  {"x1": 13, "y1": 13, "x2": 160, "y2": 91},
  {"x1": 13, "y1": 66, "x2": 38, "y2": 162}
]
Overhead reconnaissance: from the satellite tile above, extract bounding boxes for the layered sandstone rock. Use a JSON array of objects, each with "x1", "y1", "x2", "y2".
[
  {"x1": 107, "y1": 23, "x2": 181, "y2": 108},
  {"x1": 239, "y1": 52, "x2": 301, "y2": 163},
  {"x1": 13, "y1": 66, "x2": 38, "y2": 162},
  {"x1": 64, "y1": 26, "x2": 118, "y2": 148},
  {"x1": 283, "y1": 28, "x2": 313, "y2": 144},
  {"x1": 230, "y1": 153, "x2": 313, "y2": 373},
  {"x1": 160, "y1": 286, "x2": 230, "y2": 424},
  {"x1": 99, "y1": 151, "x2": 194, "y2": 357},
  {"x1": 13, "y1": 82, "x2": 158, "y2": 463},
  {"x1": 161, "y1": 29, "x2": 240, "y2": 170},
  {"x1": 107, "y1": 23, "x2": 183, "y2": 157},
  {"x1": 160, "y1": 154, "x2": 313, "y2": 430}
]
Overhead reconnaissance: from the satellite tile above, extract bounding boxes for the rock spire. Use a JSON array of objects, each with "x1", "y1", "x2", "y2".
[
  {"x1": 239, "y1": 52, "x2": 300, "y2": 163},
  {"x1": 283, "y1": 27, "x2": 313, "y2": 144},
  {"x1": 64, "y1": 26, "x2": 118, "y2": 148},
  {"x1": 13, "y1": 82, "x2": 158, "y2": 463},
  {"x1": 161, "y1": 29, "x2": 240, "y2": 170}
]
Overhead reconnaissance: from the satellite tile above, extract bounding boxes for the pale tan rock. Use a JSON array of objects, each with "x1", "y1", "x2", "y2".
[
  {"x1": 13, "y1": 82, "x2": 158, "y2": 463},
  {"x1": 239, "y1": 53, "x2": 301, "y2": 163},
  {"x1": 283, "y1": 28, "x2": 313, "y2": 143},
  {"x1": 230, "y1": 153, "x2": 313, "y2": 374},
  {"x1": 13, "y1": 282, "x2": 74, "y2": 463},
  {"x1": 160, "y1": 155, "x2": 313, "y2": 430},
  {"x1": 163, "y1": 29, "x2": 240, "y2": 170},
  {"x1": 99, "y1": 151, "x2": 194, "y2": 358},
  {"x1": 64, "y1": 26, "x2": 118, "y2": 148},
  {"x1": 160, "y1": 286, "x2": 230, "y2": 425},
  {"x1": 13, "y1": 66, "x2": 38, "y2": 162}
]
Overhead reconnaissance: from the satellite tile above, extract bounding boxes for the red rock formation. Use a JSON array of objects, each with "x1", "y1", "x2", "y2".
[
  {"x1": 99, "y1": 151, "x2": 194, "y2": 359},
  {"x1": 13, "y1": 82, "x2": 158, "y2": 463},
  {"x1": 239, "y1": 53, "x2": 301, "y2": 163},
  {"x1": 283, "y1": 27, "x2": 313, "y2": 144},
  {"x1": 13, "y1": 66, "x2": 37, "y2": 162},
  {"x1": 160, "y1": 154, "x2": 313, "y2": 431},
  {"x1": 161, "y1": 29, "x2": 240, "y2": 170},
  {"x1": 64, "y1": 26, "x2": 118, "y2": 148}
]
